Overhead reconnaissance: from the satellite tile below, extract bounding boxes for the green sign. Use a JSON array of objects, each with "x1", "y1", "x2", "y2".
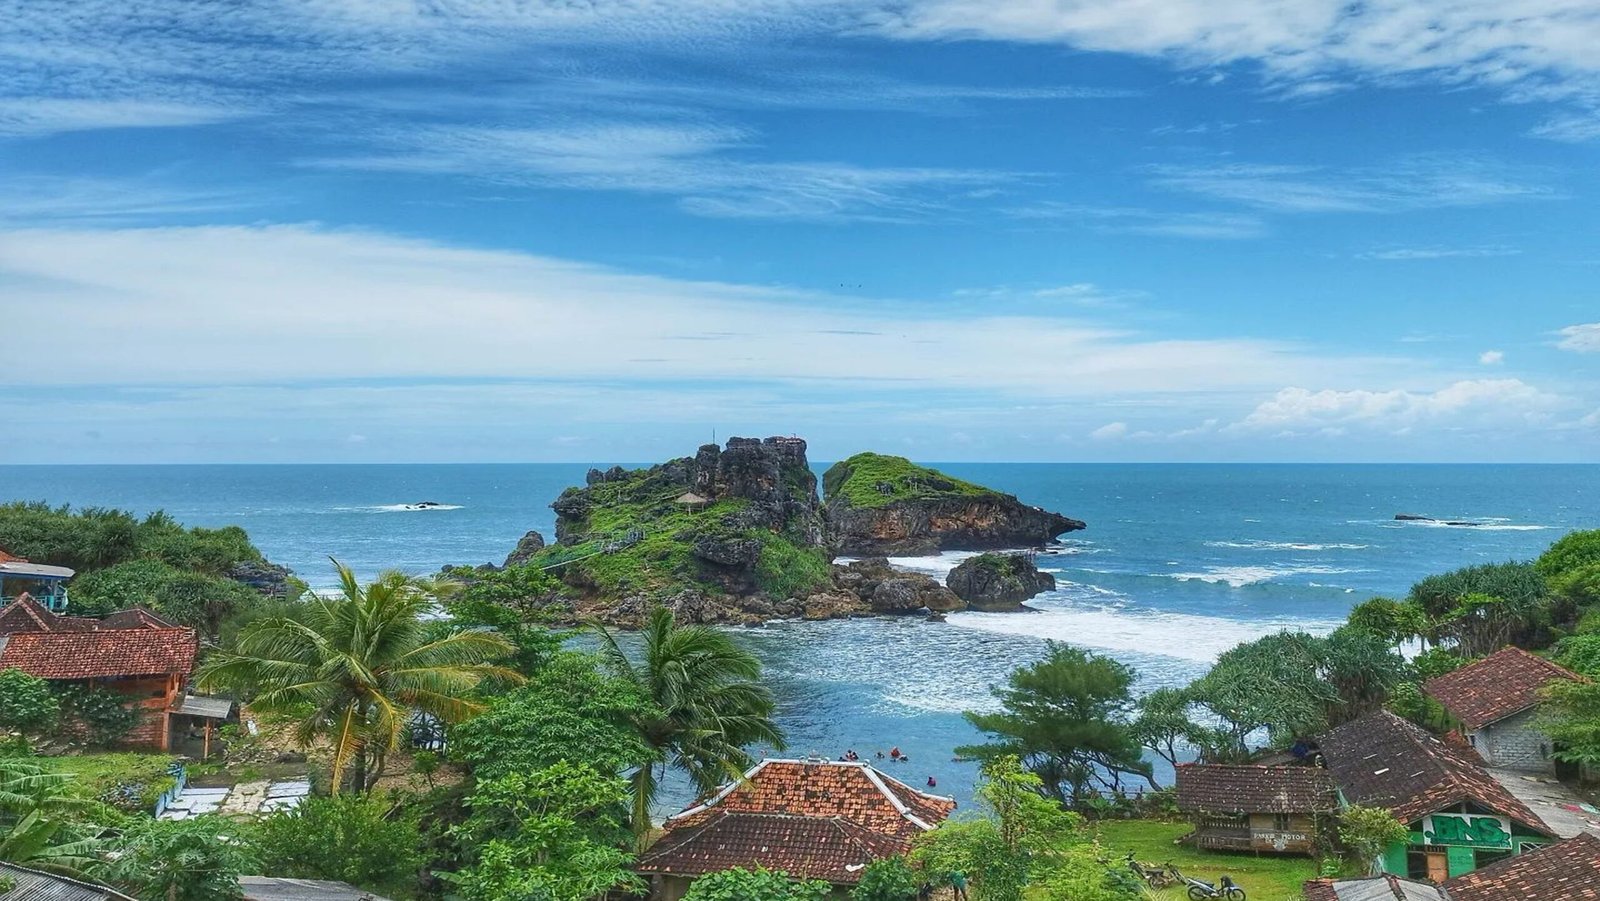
[{"x1": 1422, "y1": 813, "x2": 1511, "y2": 849}]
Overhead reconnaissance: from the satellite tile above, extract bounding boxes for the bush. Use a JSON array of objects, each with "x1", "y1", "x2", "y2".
[
  {"x1": 250, "y1": 795, "x2": 424, "y2": 896},
  {"x1": 1556, "y1": 634, "x2": 1600, "y2": 676},
  {"x1": 682, "y1": 867, "x2": 831, "y2": 901},
  {"x1": 851, "y1": 857, "x2": 921, "y2": 901},
  {"x1": 104, "y1": 817, "x2": 255, "y2": 901},
  {"x1": 72, "y1": 559, "x2": 261, "y2": 634},
  {"x1": 0, "y1": 503, "x2": 262, "y2": 575},
  {"x1": 53, "y1": 684, "x2": 138, "y2": 748},
  {"x1": 0, "y1": 669, "x2": 60, "y2": 744},
  {"x1": 1537, "y1": 530, "x2": 1600, "y2": 580},
  {"x1": 1339, "y1": 805, "x2": 1409, "y2": 876}
]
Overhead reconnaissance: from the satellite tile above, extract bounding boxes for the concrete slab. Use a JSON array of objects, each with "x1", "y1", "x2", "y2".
[{"x1": 1488, "y1": 767, "x2": 1600, "y2": 839}]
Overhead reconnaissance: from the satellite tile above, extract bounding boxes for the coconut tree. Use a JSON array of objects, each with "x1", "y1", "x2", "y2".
[
  {"x1": 0, "y1": 758, "x2": 105, "y2": 877},
  {"x1": 198, "y1": 560, "x2": 522, "y2": 794},
  {"x1": 595, "y1": 606, "x2": 785, "y2": 842}
]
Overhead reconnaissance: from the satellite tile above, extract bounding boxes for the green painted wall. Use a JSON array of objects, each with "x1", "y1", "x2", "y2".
[
  {"x1": 1446, "y1": 846, "x2": 1476, "y2": 878},
  {"x1": 1382, "y1": 841, "x2": 1409, "y2": 876}
]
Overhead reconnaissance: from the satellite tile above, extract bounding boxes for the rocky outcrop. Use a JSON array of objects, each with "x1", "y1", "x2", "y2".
[
  {"x1": 822, "y1": 453, "x2": 1084, "y2": 556},
  {"x1": 832, "y1": 558, "x2": 964, "y2": 614},
  {"x1": 946, "y1": 553, "x2": 1055, "y2": 612},
  {"x1": 502, "y1": 530, "x2": 547, "y2": 567},
  {"x1": 227, "y1": 560, "x2": 295, "y2": 598}
]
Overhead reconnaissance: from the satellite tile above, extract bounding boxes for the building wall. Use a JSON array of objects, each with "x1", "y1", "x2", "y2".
[
  {"x1": 1468, "y1": 708, "x2": 1553, "y2": 773},
  {"x1": 86, "y1": 674, "x2": 182, "y2": 751},
  {"x1": 1244, "y1": 813, "x2": 1320, "y2": 854}
]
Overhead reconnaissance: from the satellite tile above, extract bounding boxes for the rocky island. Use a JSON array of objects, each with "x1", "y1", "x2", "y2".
[{"x1": 455, "y1": 437, "x2": 1082, "y2": 626}]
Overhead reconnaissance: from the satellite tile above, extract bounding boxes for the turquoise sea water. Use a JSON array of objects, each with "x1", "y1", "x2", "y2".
[{"x1": 3, "y1": 463, "x2": 1596, "y2": 811}]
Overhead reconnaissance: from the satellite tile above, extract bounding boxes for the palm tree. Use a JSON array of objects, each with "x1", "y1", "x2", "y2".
[
  {"x1": 198, "y1": 560, "x2": 523, "y2": 794},
  {"x1": 595, "y1": 606, "x2": 785, "y2": 842},
  {"x1": 0, "y1": 758, "x2": 105, "y2": 877}
]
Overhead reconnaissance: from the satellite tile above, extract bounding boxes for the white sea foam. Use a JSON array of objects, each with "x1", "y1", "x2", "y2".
[
  {"x1": 1205, "y1": 540, "x2": 1371, "y2": 551},
  {"x1": 372, "y1": 503, "x2": 465, "y2": 512},
  {"x1": 1164, "y1": 564, "x2": 1359, "y2": 588},
  {"x1": 948, "y1": 603, "x2": 1342, "y2": 664}
]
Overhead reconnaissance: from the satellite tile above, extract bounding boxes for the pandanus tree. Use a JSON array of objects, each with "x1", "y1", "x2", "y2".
[
  {"x1": 198, "y1": 560, "x2": 522, "y2": 794},
  {"x1": 595, "y1": 606, "x2": 786, "y2": 842}
]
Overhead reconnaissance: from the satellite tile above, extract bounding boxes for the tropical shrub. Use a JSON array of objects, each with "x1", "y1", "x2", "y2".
[
  {"x1": 850, "y1": 856, "x2": 921, "y2": 901},
  {"x1": 681, "y1": 867, "x2": 830, "y2": 901},
  {"x1": 103, "y1": 817, "x2": 255, "y2": 901},
  {"x1": 250, "y1": 795, "x2": 423, "y2": 896},
  {"x1": 0, "y1": 669, "x2": 60, "y2": 745},
  {"x1": 1338, "y1": 805, "x2": 1410, "y2": 876}
]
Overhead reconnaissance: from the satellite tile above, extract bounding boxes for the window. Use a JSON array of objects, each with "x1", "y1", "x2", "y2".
[
  {"x1": 1476, "y1": 849, "x2": 1513, "y2": 869},
  {"x1": 1273, "y1": 813, "x2": 1292, "y2": 831}
]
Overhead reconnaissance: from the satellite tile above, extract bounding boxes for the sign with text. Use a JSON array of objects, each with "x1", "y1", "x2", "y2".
[{"x1": 1422, "y1": 813, "x2": 1512, "y2": 848}]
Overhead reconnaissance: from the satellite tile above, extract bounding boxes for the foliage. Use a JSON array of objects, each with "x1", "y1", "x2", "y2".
[
  {"x1": 444, "y1": 571, "x2": 566, "y2": 672},
  {"x1": 960, "y1": 643, "x2": 1150, "y2": 806},
  {"x1": 198, "y1": 560, "x2": 521, "y2": 794},
  {"x1": 1409, "y1": 561, "x2": 1553, "y2": 651},
  {"x1": 822, "y1": 452, "x2": 992, "y2": 509},
  {"x1": 1556, "y1": 633, "x2": 1600, "y2": 676},
  {"x1": 447, "y1": 761, "x2": 640, "y2": 901},
  {"x1": 1338, "y1": 805, "x2": 1410, "y2": 876},
  {"x1": 0, "y1": 669, "x2": 60, "y2": 744},
  {"x1": 249, "y1": 794, "x2": 423, "y2": 896},
  {"x1": 682, "y1": 867, "x2": 831, "y2": 901},
  {"x1": 1537, "y1": 679, "x2": 1600, "y2": 768},
  {"x1": 1093, "y1": 818, "x2": 1321, "y2": 900},
  {"x1": 72, "y1": 558, "x2": 262, "y2": 635},
  {"x1": 216, "y1": 595, "x2": 312, "y2": 655},
  {"x1": 752, "y1": 534, "x2": 832, "y2": 599},
  {"x1": 0, "y1": 757, "x2": 105, "y2": 877},
  {"x1": 595, "y1": 606, "x2": 784, "y2": 841},
  {"x1": 1032, "y1": 845, "x2": 1144, "y2": 901},
  {"x1": 52, "y1": 683, "x2": 139, "y2": 748},
  {"x1": 1536, "y1": 529, "x2": 1600, "y2": 581},
  {"x1": 1346, "y1": 596, "x2": 1430, "y2": 648},
  {"x1": 103, "y1": 816, "x2": 255, "y2": 901},
  {"x1": 1413, "y1": 647, "x2": 1466, "y2": 680},
  {"x1": 850, "y1": 856, "x2": 922, "y2": 901},
  {"x1": 1187, "y1": 629, "x2": 1409, "y2": 760},
  {"x1": 0, "y1": 502, "x2": 261, "y2": 574},
  {"x1": 1130, "y1": 686, "x2": 1195, "y2": 779},
  {"x1": 450, "y1": 650, "x2": 654, "y2": 781}
]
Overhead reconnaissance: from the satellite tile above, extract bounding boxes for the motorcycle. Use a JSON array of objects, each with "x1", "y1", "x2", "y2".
[
  {"x1": 1122, "y1": 853, "x2": 1176, "y2": 888},
  {"x1": 1167, "y1": 867, "x2": 1246, "y2": 901}
]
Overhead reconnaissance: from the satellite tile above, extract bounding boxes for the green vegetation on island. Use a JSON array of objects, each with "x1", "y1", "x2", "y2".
[{"x1": 821, "y1": 452, "x2": 994, "y2": 509}]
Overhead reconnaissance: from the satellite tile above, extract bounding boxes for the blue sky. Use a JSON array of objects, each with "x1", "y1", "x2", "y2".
[{"x1": 1, "y1": 1, "x2": 1597, "y2": 463}]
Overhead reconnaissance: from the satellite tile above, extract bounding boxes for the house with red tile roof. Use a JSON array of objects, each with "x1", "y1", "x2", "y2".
[
  {"x1": 1424, "y1": 647, "x2": 1583, "y2": 775},
  {"x1": 0, "y1": 595, "x2": 201, "y2": 751},
  {"x1": 1175, "y1": 762, "x2": 1338, "y2": 855},
  {"x1": 1319, "y1": 710, "x2": 1556, "y2": 882},
  {"x1": 635, "y1": 758, "x2": 956, "y2": 899},
  {"x1": 1303, "y1": 833, "x2": 1600, "y2": 901}
]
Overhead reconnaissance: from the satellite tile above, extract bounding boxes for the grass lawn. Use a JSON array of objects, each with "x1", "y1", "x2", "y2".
[
  {"x1": 1091, "y1": 820, "x2": 1318, "y2": 901},
  {"x1": 37, "y1": 751, "x2": 180, "y2": 801}
]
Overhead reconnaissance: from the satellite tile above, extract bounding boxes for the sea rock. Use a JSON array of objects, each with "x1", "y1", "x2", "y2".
[
  {"x1": 946, "y1": 553, "x2": 1056, "y2": 612},
  {"x1": 690, "y1": 533, "x2": 763, "y2": 567},
  {"x1": 502, "y1": 530, "x2": 547, "y2": 567},
  {"x1": 226, "y1": 560, "x2": 295, "y2": 598},
  {"x1": 822, "y1": 453, "x2": 1084, "y2": 556},
  {"x1": 833, "y1": 558, "x2": 963, "y2": 613},
  {"x1": 802, "y1": 592, "x2": 869, "y2": 620}
]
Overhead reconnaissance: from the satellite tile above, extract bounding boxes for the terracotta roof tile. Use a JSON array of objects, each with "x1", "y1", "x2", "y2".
[
  {"x1": 1176, "y1": 763, "x2": 1337, "y2": 815},
  {"x1": 101, "y1": 607, "x2": 179, "y2": 630},
  {"x1": 1319, "y1": 710, "x2": 1552, "y2": 836},
  {"x1": 1447, "y1": 833, "x2": 1600, "y2": 901},
  {"x1": 1424, "y1": 648, "x2": 1581, "y2": 729},
  {"x1": 636, "y1": 812, "x2": 908, "y2": 883},
  {"x1": 0, "y1": 595, "x2": 65, "y2": 634},
  {"x1": 0, "y1": 627, "x2": 197, "y2": 679},
  {"x1": 640, "y1": 759, "x2": 955, "y2": 884},
  {"x1": 0, "y1": 549, "x2": 26, "y2": 564}
]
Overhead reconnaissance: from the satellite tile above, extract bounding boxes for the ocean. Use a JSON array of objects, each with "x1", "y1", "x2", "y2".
[{"x1": 3, "y1": 462, "x2": 1596, "y2": 812}]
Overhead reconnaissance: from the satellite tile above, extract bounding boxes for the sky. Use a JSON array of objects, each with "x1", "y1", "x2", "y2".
[{"x1": 1, "y1": 1, "x2": 1598, "y2": 464}]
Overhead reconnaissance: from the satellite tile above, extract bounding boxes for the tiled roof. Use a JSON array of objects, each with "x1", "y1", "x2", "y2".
[
  {"x1": 1176, "y1": 763, "x2": 1337, "y2": 814},
  {"x1": 635, "y1": 811, "x2": 908, "y2": 883},
  {"x1": 639, "y1": 759, "x2": 956, "y2": 885},
  {"x1": 101, "y1": 607, "x2": 179, "y2": 630},
  {"x1": 0, "y1": 597, "x2": 179, "y2": 636},
  {"x1": 0, "y1": 595, "x2": 65, "y2": 634},
  {"x1": 1302, "y1": 875, "x2": 1449, "y2": 901},
  {"x1": 0, "y1": 627, "x2": 197, "y2": 679},
  {"x1": 1319, "y1": 710, "x2": 1552, "y2": 836},
  {"x1": 1447, "y1": 833, "x2": 1600, "y2": 901},
  {"x1": 0, "y1": 548, "x2": 26, "y2": 564},
  {"x1": 669, "y1": 759, "x2": 957, "y2": 840},
  {"x1": 1424, "y1": 648, "x2": 1582, "y2": 729}
]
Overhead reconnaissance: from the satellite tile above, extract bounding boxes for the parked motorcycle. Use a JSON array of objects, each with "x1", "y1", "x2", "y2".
[
  {"x1": 1122, "y1": 853, "x2": 1176, "y2": 888},
  {"x1": 1167, "y1": 867, "x2": 1246, "y2": 901}
]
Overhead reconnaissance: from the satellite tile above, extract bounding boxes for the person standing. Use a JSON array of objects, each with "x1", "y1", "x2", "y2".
[{"x1": 950, "y1": 870, "x2": 968, "y2": 900}]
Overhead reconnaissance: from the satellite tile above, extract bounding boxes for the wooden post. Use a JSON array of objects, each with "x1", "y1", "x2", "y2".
[{"x1": 203, "y1": 719, "x2": 211, "y2": 761}]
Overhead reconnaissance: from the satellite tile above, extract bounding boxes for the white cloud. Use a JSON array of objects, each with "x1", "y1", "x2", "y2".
[
  {"x1": 1479, "y1": 350, "x2": 1504, "y2": 365},
  {"x1": 0, "y1": 223, "x2": 1391, "y2": 396},
  {"x1": 1358, "y1": 246, "x2": 1521, "y2": 260},
  {"x1": 1557, "y1": 323, "x2": 1600, "y2": 353},
  {"x1": 1149, "y1": 157, "x2": 1557, "y2": 214},
  {"x1": 1230, "y1": 379, "x2": 1567, "y2": 435},
  {"x1": 1090, "y1": 422, "x2": 1129, "y2": 440},
  {"x1": 1006, "y1": 202, "x2": 1265, "y2": 239}
]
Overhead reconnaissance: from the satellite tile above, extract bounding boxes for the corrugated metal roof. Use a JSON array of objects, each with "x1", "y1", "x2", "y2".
[
  {"x1": 0, "y1": 562, "x2": 76, "y2": 580},
  {"x1": 173, "y1": 695, "x2": 234, "y2": 718},
  {"x1": 0, "y1": 863, "x2": 136, "y2": 901},
  {"x1": 238, "y1": 877, "x2": 393, "y2": 901}
]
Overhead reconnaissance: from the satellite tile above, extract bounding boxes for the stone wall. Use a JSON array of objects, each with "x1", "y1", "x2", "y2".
[{"x1": 1469, "y1": 708, "x2": 1553, "y2": 774}]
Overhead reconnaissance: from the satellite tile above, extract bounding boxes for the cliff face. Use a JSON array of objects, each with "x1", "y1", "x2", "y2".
[
  {"x1": 822, "y1": 453, "x2": 1084, "y2": 556},
  {"x1": 946, "y1": 553, "x2": 1056, "y2": 612}
]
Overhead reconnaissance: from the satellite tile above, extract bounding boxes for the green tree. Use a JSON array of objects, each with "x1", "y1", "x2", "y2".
[
  {"x1": 1319, "y1": 627, "x2": 1414, "y2": 726},
  {"x1": 960, "y1": 643, "x2": 1149, "y2": 806},
  {"x1": 52, "y1": 684, "x2": 139, "y2": 748},
  {"x1": 596, "y1": 607, "x2": 784, "y2": 841},
  {"x1": 104, "y1": 817, "x2": 255, "y2": 901},
  {"x1": 198, "y1": 560, "x2": 522, "y2": 794},
  {"x1": 1536, "y1": 530, "x2": 1600, "y2": 580},
  {"x1": 1409, "y1": 561, "x2": 1553, "y2": 651},
  {"x1": 0, "y1": 758, "x2": 105, "y2": 877},
  {"x1": 0, "y1": 669, "x2": 60, "y2": 746},
  {"x1": 450, "y1": 651, "x2": 654, "y2": 781},
  {"x1": 1338, "y1": 805, "x2": 1409, "y2": 876},
  {"x1": 72, "y1": 559, "x2": 262, "y2": 636},
  {"x1": 249, "y1": 794, "x2": 423, "y2": 896},
  {"x1": 1346, "y1": 596, "x2": 1430, "y2": 649},
  {"x1": 1537, "y1": 679, "x2": 1600, "y2": 769},
  {"x1": 1131, "y1": 686, "x2": 1198, "y2": 779},
  {"x1": 850, "y1": 856, "x2": 921, "y2": 901},
  {"x1": 681, "y1": 867, "x2": 831, "y2": 901},
  {"x1": 447, "y1": 761, "x2": 640, "y2": 901},
  {"x1": 1556, "y1": 634, "x2": 1600, "y2": 676}
]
